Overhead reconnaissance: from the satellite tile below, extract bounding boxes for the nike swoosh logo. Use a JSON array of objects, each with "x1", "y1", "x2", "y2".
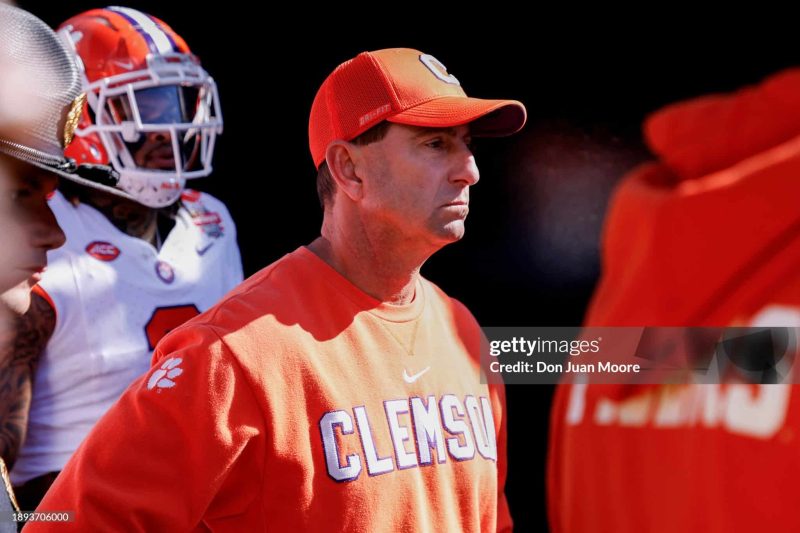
[
  {"x1": 403, "y1": 366, "x2": 430, "y2": 384},
  {"x1": 196, "y1": 242, "x2": 214, "y2": 255}
]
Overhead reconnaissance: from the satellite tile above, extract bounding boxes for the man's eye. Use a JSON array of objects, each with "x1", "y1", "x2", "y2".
[
  {"x1": 11, "y1": 188, "x2": 33, "y2": 201},
  {"x1": 425, "y1": 139, "x2": 445, "y2": 149}
]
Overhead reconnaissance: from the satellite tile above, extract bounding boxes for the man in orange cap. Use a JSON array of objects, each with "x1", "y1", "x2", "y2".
[{"x1": 31, "y1": 48, "x2": 526, "y2": 531}]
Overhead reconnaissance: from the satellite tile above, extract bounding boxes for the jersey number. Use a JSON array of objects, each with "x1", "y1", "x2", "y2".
[{"x1": 145, "y1": 304, "x2": 201, "y2": 350}]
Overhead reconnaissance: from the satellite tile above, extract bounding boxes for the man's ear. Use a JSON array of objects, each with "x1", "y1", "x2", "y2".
[{"x1": 325, "y1": 141, "x2": 363, "y2": 202}]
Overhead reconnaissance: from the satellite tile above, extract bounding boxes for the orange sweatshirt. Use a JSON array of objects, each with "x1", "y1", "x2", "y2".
[
  {"x1": 549, "y1": 69, "x2": 800, "y2": 533},
  {"x1": 30, "y1": 247, "x2": 511, "y2": 532}
]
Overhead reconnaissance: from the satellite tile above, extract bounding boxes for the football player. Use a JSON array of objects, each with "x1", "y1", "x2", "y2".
[{"x1": 4, "y1": 7, "x2": 243, "y2": 510}]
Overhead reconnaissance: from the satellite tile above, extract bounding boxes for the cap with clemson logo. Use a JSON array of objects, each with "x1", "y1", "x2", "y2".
[{"x1": 308, "y1": 48, "x2": 527, "y2": 168}]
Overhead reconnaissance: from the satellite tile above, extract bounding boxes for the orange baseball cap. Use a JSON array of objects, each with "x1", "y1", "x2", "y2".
[{"x1": 309, "y1": 48, "x2": 527, "y2": 168}]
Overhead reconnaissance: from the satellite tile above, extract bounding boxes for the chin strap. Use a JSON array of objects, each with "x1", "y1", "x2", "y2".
[{"x1": 72, "y1": 161, "x2": 120, "y2": 187}]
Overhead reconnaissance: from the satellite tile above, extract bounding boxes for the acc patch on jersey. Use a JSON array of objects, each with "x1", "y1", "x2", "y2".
[{"x1": 85, "y1": 241, "x2": 121, "y2": 262}]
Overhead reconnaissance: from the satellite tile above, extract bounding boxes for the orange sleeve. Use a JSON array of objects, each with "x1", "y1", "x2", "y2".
[{"x1": 27, "y1": 324, "x2": 265, "y2": 532}]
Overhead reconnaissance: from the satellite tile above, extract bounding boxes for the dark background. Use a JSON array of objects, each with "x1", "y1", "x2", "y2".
[{"x1": 20, "y1": 4, "x2": 800, "y2": 530}]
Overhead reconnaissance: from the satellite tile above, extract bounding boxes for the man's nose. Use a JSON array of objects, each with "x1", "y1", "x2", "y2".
[
  {"x1": 147, "y1": 131, "x2": 170, "y2": 144},
  {"x1": 449, "y1": 141, "x2": 480, "y2": 186},
  {"x1": 32, "y1": 205, "x2": 66, "y2": 251}
]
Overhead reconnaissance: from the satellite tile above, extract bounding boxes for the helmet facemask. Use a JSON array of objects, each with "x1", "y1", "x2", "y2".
[{"x1": 76, "y1": 52, "x2": 222, "y2": 207}]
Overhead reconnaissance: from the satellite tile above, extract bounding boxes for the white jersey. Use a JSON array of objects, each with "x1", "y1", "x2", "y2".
[{"x1": 11, "y1": 189, "x2": 243, "y2": 484}]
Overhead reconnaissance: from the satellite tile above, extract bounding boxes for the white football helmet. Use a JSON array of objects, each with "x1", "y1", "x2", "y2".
[{"x1": 58, "y1": 6, "x2": 223, "y2": 207}]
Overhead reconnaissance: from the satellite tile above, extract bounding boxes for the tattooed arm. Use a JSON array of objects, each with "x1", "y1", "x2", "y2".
[{"x1": 0, "y1": 293, "x2": 55, "y2": 468}]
